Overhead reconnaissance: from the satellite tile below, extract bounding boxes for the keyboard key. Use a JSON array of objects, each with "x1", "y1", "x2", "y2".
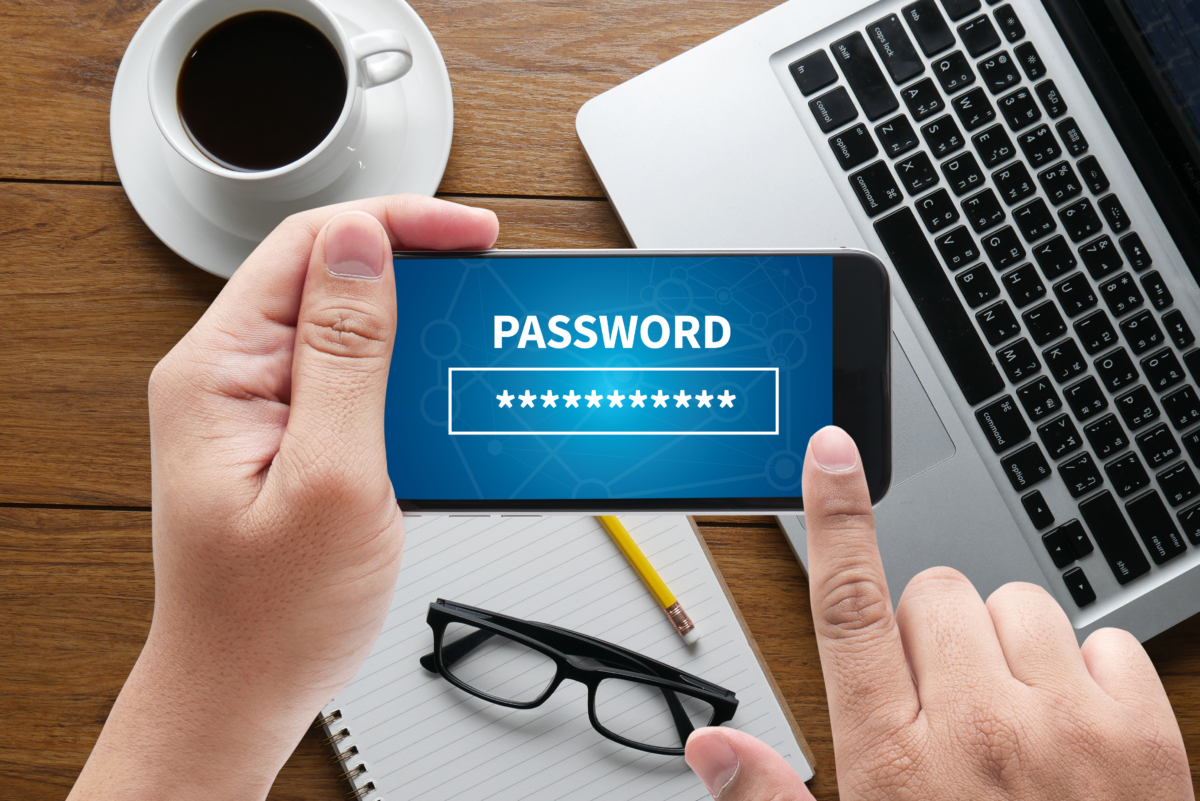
[
  {"x1": 963, "y1": 188, "x2": 1006, "y2": 232},
  {"x1": 1032, "y1": 236, "x2": 1077, "y2": 280},
  {"x1": 1065, "y1": 375, "x2": 1108, "y2": 421},
  {"x1": 1013, "y1": 199, "x2": 1056, "y2": 243},
  {"x1": 993, "y1": 165, "x2": 1038, "y2": 210},
  {"x1": 1141, "y1": 271, "x2": 1173, "y2": 311},
  {"x1": 997, "y1": 338, "x2": 1040, "y2": 381},
  {"x1": 1059, "y1": 198, "x2": 1103, "y2": 242},
  {"x1": 1136, "y1": 423, "x2": 1180, "y2": 468},
  {"x1": 1158, "y1": 461, "x2": 1200, "y2": 507},
  {"x1": 978, "y1": 50, "x2": 1020, "y2": 92},
  {"x1": 1059, "y1": 518, "x2": 1095, "y2": 556},
  {"x1": 1098, "y1": 194, "x2": 1130, "y2": 233},
  {"x1": 1116, "y1": 385, "x2": 1159, "y2": 430},
  {"x1": 897, "y1": 152, "x2": 941, "y2": 195},
  {"x1": 1001, "y1": 442, "x2": 1052, "y2": 490},
  {"x1": 1062, "y1": 566, "x2": 1097, "y2": 607},
  {"x1": 1095, "y1": 347, "x2": 1138, "y2": 391},
  {"x1": 790, "y1": 51, "x2": 838, "y2": 96},
  {"x1": 1183, "y1": 426, "x2": 1200, "y2": 464},
  {"x1": 810, "y1": 87, "x2": 858, "y2": 133},
  {"x1": 1035, "y1": 80, "x2": 1067, "y2": 118},
  {"x1": 1120, "y1": 310, "x2": 1164, "y2": 355},
  {"x1": 1185, "y1": 349, "x2": 1200, "y2": 383},
  {"x1": 1077, "y1": 156, "x2": 1110, "y2": 194},
  {"x1": 1126, "y1": 491, "x2": 1189, "y2": 564},
  {"x1": 1024, "y1": 301, "x2": 1066, "y2": 345},
  {"x1": 1119, "y1": 232, "x2": 1152, "y2": 271},
  {"x1": 1104, "y1": 452, "x2": 1150, "y2": 497},
  {"x1": 1043, "y1": 338, "x2": 1086, "y2": 383},
  {"x1": 1163, "y1": 386, "x2": 1200, "y2": 431},
  {"x1": 933, "y1": 50, "x2": 976, "y2": 94},
  {"x1": 973, "y1": 124, "x2": 1015, "y2": 167},
  {"x1": 917, "y1": 188, "x2": 960, "y2": 231},
  {"x1": 1079, "y1": 235, "x2": 1123, "y2": 280},
  {"x1": 875, "y1": 116, "x2": 921, "y2": 160},
  {"x1": 850, "y1": 161, "x2": 905, "y2": 217},
  {"x1": 832, "y1": 33, "x2": 900, "y2": 121},
  {"x1": 1078, "y1": 491, "x2": 1151, "y2": 584},
  {"x1": 1017, "y1": 124, "x2": 1061, "y2": 168},
  {"x1": 904, "y1": 0, "x2": 956, "y2": 57},
  {"x1": 1024, "y1": 489, "x2": 1055, "y2": 529},
  {"x1": 875, "y1": 208, "x2": 1005, "y2": 404},
  {"x1": 1060, "y1": 451, "x2": 1104, "y2": 498},
  {"x1": 942, "y1": 152, "x2": 986, "y2": 195},
  {"x1": 1037, "y1": 161, "x2": 1081, "y2": 205},
  {"x1": 957, "y1": 263, "x2": 1001, "y2": 307},
  {"x1": 983, "y1": 226, "x2": 1025, "y2": 269},
  {"x1": 1002, "y1": 263, "x2": 1045, "y2": 308},
  {"x1": 829, "y1": 124, "x2": 881, "y2": 170},
  {"x1": 1056, "y1": 117, "x2": 1089, "y2": 156},
  {"x1": 959, "y1": 15, "x2": 1001, "y2": 57},
  {"x1": 900, "y1": 78, "x2": 945, "y2": 121},
  {"x1": 935, "y1": 226, "x2": 980, "y2": 269},
  {"x1": 977, "y1": 300, "x2": 1021, "y2": 344},
  {"x1": 921, "y1": 115, "x2": 965, "y2": 157},
  {"x1": 1085, "y1": 414, "x2": 1129, "y2": 459},
  {"x1": 1039, "y1": 414, "x2": 1082, "y2": 459},
  {"x1": 1014, "y1": 41, "x2": 1045, "y2": 80},
  {"x1": 1141, "y1": 348, "x2": 1185, "y2": 392},
  {"x1": 1177, "y1": 500, "x2": 1200, "y2": 545},
  {"x1": 998, "y1": 87, "x2": 1041, "y2": 127},
  {"x1": 1018, "y1": 375, "x2": 1062, "y2": 419},
  {"x1": 976, "y1": 394, "x2": 1030, "y2": 452},
  {"x1": 993, "y1": 5, "x2": 1025, "y2": 43},
  {"x1": 1042, "y1": 527, "x2": 1075, "y2": 567},
  {"x1": 868, "y1": 14, "x2": 926, "y2": 84},
  {"x1": 1052, "y1": 272, "x2": 1097, "y2": 317},
  {"x1": 1074, "y1": 310, "x2": 1118, "y2": 355},
  {"x1": 1162, "y1": 310, "x2": 1194, "y2": 349},
  {"x1": 941, "y1": 0, "x2": 982, "y2": 22},
  {"x1": 952, "y1": 87, "x2": 996, "y2": 130}
]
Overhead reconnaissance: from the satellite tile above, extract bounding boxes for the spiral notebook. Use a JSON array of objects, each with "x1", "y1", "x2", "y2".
[{"x1": 317, "y1": 515, "x2": 813, "y2": 801}]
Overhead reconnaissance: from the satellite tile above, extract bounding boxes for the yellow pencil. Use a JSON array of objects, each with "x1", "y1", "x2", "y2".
[{"x1": 597, "y1": 516, "x2": 698, "y2": 644}]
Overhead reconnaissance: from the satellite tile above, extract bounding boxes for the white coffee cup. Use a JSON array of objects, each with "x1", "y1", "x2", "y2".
[{"x1": 148, "y1": 0, "x2": 412, "y2": 200}]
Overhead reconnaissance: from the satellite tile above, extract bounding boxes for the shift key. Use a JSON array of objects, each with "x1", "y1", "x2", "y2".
[
  {"x1": 832, "y1": 33, "x2": 900, "y2": 121},
  {"x1": 1079, "y1": 490, "x2": 1151, "y2": 584}
]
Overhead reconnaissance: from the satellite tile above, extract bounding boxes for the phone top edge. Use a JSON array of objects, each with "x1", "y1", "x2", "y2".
[{"x1": 392, "y1": 247, "x2": 881, "y2": 259}]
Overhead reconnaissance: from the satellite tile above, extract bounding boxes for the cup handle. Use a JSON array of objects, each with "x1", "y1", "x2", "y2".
[{"x1": 351, "y1": 30, "x2": 413, "y2": 88}]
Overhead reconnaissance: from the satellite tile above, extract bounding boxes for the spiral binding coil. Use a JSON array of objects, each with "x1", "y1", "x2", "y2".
[{"x1": 315, "y1": 711, "x2": 376, "y2": 801}]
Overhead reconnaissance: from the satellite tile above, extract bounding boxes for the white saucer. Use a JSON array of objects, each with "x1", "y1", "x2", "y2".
[{"x1": 110, "y1": 0, "x2": 453, "y2": 279}]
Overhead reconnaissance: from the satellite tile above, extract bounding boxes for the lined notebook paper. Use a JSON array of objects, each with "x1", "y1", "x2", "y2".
[{"x1": 319, "y1": 515, "x2": 812, "y2": 800}]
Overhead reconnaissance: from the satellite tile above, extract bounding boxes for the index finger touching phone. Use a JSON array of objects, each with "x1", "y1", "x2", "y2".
[{"x1": 802, "y1": 426, "x2": 919, "y2": 742}]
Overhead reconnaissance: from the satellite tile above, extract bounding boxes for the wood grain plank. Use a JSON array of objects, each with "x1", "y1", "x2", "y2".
[
  {"x1": 0, "y1": 0, "x2": 779, "y2": 195},
  {"x1": 0, "y1": 183, "x2": 625, "y2": 506}
]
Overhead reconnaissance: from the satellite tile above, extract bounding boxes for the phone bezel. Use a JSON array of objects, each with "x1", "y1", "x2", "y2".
[{"x1": 389, "y1": 249, "x2": 891, "y2": 513}]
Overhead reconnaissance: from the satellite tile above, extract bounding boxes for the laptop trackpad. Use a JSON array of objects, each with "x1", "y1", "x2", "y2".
[{"x1": 890, "y1": 336, "x2": 955, "y2": 488}]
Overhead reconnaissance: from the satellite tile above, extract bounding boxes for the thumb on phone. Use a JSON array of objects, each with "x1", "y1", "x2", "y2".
[
  {"x1": 270, "y1": 210, "x2": 398, "y2": 516},
  {"x1": 685, "y1": 728, "x2": 816, "y2": 801}
]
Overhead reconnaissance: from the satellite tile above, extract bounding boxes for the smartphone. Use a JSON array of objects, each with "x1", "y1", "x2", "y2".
[{"x1": 386, "y1": 250, "x2": 890, "y2": 513}]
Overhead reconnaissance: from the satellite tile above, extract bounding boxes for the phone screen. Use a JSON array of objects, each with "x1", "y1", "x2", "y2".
[{"x1": 387, "y1": 253, "x2": 835, "y2": 509}]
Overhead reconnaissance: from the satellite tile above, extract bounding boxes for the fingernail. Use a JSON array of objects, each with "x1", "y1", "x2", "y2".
[
  {"x1": 325, "y1": 212, "x2": 387, "y2": 279},
  {"x1": 686, "y1": 730, "x2": 739, "y2": 799},
  {"x1": 810, "y1": 426, "x2": 857, "y2": 472}
]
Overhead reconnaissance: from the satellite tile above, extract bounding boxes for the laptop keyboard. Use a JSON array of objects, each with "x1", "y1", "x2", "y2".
[{"x1": 789, "y1": 0, "x2": 1200, "y2": 606}]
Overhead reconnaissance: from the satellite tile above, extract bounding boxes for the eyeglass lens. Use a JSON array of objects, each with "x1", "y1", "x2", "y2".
[
  {"x1": 594, "y1": 678, "x2": 715, "y2": 748},
  {"x1": 442, "y1": 621, "x2": 558, "y2": 704}
]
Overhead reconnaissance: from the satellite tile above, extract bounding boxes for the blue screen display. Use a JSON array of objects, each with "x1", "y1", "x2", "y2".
[{"x1": 386, "y1": 254, "x2": 833, "y2": 501}]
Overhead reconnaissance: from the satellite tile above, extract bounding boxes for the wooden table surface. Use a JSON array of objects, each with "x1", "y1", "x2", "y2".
[{"x1": 1, "y1": 1, "x2": 1198, "y2": 798}]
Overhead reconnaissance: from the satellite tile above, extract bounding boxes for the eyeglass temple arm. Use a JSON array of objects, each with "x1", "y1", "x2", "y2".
[
  {"x1": 661, "y1": 685, "x2": 696, "y2": 748},
  {"x1": 419, "y1": 629, "x2": 497, "y2": 673}
]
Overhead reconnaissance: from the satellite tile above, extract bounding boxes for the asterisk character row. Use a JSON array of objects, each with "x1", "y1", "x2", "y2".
[{"x1": 494, "y1": 388, "x2": 736, "y2": 409}]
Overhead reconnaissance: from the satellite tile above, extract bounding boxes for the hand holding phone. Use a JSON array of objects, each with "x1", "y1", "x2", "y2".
[{"x1": 388, "y1": 250, "x2": 891, "y2": 512}]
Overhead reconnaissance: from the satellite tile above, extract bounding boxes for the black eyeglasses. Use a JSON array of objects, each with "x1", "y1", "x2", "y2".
[{"x1": 420, "y1": 599, "x2": 739, "y2": 755}]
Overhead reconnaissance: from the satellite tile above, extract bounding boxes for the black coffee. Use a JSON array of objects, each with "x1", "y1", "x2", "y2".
[{"x1": 177, "y1": 11, "x2": 347, "y2": 171}]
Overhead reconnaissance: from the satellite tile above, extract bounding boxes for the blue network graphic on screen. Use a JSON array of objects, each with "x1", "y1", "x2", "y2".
[{"x1": 386, "y1": 255, "x2": 832, "y2": 500}]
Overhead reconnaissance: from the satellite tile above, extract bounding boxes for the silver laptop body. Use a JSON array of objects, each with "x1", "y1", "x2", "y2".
[{"x1": 577, "y1": 0, "x2": 1200, "y2": 642}]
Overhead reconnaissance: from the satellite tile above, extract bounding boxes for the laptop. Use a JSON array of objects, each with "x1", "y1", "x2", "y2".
[{"x1": 576, "y1": 0, "x2": 1200, "y2": 642}]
